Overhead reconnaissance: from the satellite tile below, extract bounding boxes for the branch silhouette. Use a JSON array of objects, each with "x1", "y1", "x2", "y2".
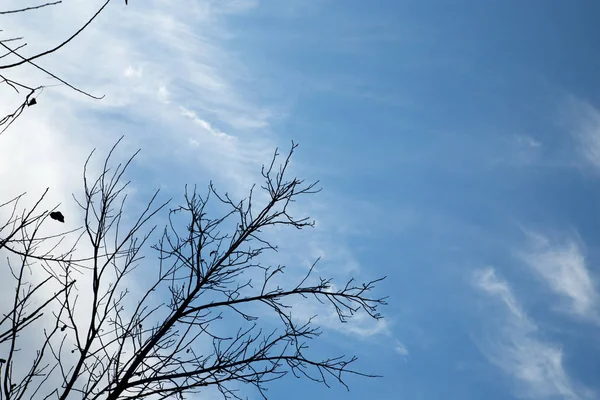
[
  {"x1": 0, "y1": 1, "x2": 114, "y2": 135},
  {"x1": 0, "y1": 139, "x2": 387, "y2": 400}
]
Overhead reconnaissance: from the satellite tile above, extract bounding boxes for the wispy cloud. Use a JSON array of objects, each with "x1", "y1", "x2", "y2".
[
  {"x1": 1, "y1": 0, "x2": 276, "y2": 190},
  {"x1": 0, "y1": 0, "x2": 380, "y2": 346},
  {"x1": 473, "y1": 268, "x2": 530, "y2": 324},
  {"x1": 395, "y1": 341, "x2": 409, "y2": 357},
  {"x1": 517, "y1": 135, "x2": 542, "y2": 149},
  {"x1": 565, "y1": 97, "x2": 600, "y2": 170},
  {"x1": 473, "y1": 267, "x2": 586, "y2": 400},
  {"x1": 518, "y1": 231, "x2": 598, "y2": 321}
]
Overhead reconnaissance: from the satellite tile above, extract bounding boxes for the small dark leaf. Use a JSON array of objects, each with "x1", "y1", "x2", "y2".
[
  {"x1": 27, "y1": 98, "x2": 37, "y2": 106},
  {"x1": 50, "y1": 211, "x2": 65, "y2": 223}
]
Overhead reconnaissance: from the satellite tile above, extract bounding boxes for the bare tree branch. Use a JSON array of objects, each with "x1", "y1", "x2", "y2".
[
  {"x1": 0, "y1": 140, "x2": 386, "y2": 400},
  {"x1": 0, "y1": 2, "x2": 62, "y2": 15},
  {"x1": 0, "y1": 0, "x2": 115, "y2": 135}
]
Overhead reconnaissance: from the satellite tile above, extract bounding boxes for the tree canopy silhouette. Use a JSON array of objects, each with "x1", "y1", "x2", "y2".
[
  {"x1": 0, "y1": 3, "x2": 386, "y2": 399},
  {"x1": 0, "y1": 139, "x2": 387, "y2": 400}
]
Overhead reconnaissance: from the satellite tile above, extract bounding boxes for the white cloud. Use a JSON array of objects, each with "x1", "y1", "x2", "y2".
[
  {"x1": 473, "y1": 267, "x2": 586, "y2": 400},
  {"x1": 473, "y1": 268, "x2": 529, "y2": 324},
  {"x1": 565, "y1": 97, "x2": 600, "y2": 170},
  {"x1": 157, "y1": 83, "x2": 170, "y2": 103},
  {"x1": 395, "y1": 341, "x2": 409, "y2": 357},
  {"x1": 0, "y1": 0, "x2": 284, "y2": 228},
  {"x1": 180, "y1": 106, "x2": 233, "y2": 139},
  {"x1": 0, "y1": 0, "x2": 379, "y2": 361},
  {"x1": 124, "y1": 65, "x2": 143, "y2": 78},
  {"x1": 518, "y1": 231, "x2": 598, "y2": 321},
  {"x1": 517, "y1": 135, "x2": 542, "y2": 148}
]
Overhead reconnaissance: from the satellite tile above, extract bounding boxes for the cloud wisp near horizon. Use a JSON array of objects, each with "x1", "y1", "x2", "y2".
[{"x1": 3, "y1": 1, "x2": 600, "y2": 399}]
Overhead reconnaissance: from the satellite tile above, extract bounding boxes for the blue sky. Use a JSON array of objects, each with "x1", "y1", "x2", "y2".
[{"x1": 3, "y1": 0, "x2": 600, "y2": 399}]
